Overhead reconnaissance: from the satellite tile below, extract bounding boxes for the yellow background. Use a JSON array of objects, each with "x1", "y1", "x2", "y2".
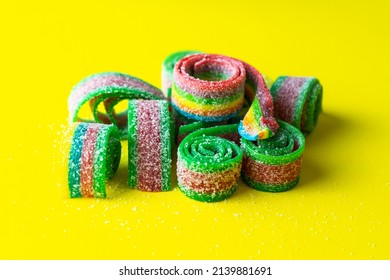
[{"x1": 1, "y1": 0, "x2": 389, "y2": 259}]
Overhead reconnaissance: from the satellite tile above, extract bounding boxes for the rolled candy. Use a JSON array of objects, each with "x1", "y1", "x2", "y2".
[
  {"x1": 68, "y1": 72, "x2": 165, "y2": 138},
  {"x1": 171, "y1": 53, "x2": 278, "y2": 139},
  {"x1": 177, "y1": 124, "x2": 242, "y2": 202},
  {"x1": 172, "y1": 54, "x2": 245, "y2": 123},
  {"x1": 68, "y1": 122, "x2": 122, "y2": 198},
  {"x1": 270, "y1": 76, "x2": 323, "y2": 134},
  {"x1": 128, "y1": 100, "x2": 172, "y2": 192},
  {"x1": 241, "y1": 121, "x2": 305, "y2": 192},
  {"x1": 162, "y1": 51, "x2": 201, "y2": 99}
]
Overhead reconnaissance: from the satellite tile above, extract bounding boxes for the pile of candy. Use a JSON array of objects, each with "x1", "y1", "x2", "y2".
[{"x1": 66, "y1": 51, "x2": 323, "y2": 202}]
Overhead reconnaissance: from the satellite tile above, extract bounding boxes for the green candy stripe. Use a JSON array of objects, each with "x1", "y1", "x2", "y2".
[
  {"x1": 68, "y1": 123, "x2": 121, "y2": 198},
  {"x1": 241, "y1": 173, "x2": 299, "y2": 192},
  {"x1": 178, "y1": 183, "x2": 237, "y2": 203},
  {"x1": 177, "y1": 121, "x2": 230, "y2": 144},
  {"x1": 127, "y1": 102, "x2": 138, "y2": 189},
  {"x1": 92, "y1": 126, "x2": 122, "y2": 198},
  {"x1": 172, "y1": 82, "x2": 243, "y2": 105},
  {"x1": 256, "y1": 126, "x2": 295, "y2": 156},
  {"x1": 178, "y1": 124, "x2": 243, "y2": 173},
  {"x1": 304, "y1": 81, "x2": 323, "y2": 133},
  {"x1": 241, "y1": 121, "x2": 305, "y2": 166},
  {"x1": 68, "y1": 123, "x2": 88, "y2": 198},
  {"x1": 160, "y1": 101, "x2": 172, "y2": 191}
]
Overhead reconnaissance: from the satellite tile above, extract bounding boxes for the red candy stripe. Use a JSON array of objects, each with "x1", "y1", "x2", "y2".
[
  {"x1": 80, "y1": 125, "x2": 100, "y2": 197},
  {"x1": 174, "y1": 54, "x2": 246, "y2": 98},
  {"x1": 242, "y1": 156, "x2": 303, "y2": 185},
  {"x1": 136, "y1": 101, "x2": 163, "y2": 192}
]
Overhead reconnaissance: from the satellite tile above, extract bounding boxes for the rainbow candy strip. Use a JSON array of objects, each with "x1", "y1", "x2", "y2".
[
  {"x1": 162, "y1": 50, "x2": 201, "y2": 99},
  {"x1": 68, "y1": 72, "x2": 165, "y2": 138},
  {"x1": 270, "y1": 76, "x2": 323, "y2": 134},
  {"x1": 171, "y1": 54, "x2": 278, "y2": 139},
  {"x1": 241, "y1": 121, "x2": 305, "y2": 192},
  {"x1": 177, "y1": 124, "x2": 242, "y2": 202},
  {"x1": 128, "y1": 100, "x2": 172, "y2": 192},
  {"x1": 68, "y1": 123, "x2": 121, "y2": 198},
  {"x1": 172, "y1": 54, "x2": 246, "y2": 122},
  {"x1": 238, "y1": 63, "x2": 279, "y2": 141}
]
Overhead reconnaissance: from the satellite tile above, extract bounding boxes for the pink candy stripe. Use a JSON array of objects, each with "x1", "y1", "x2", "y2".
[
  {"x1": 174, "y1": 54, "x2": 246, "y2": 98},
  {"x1": 274, "y1": 78, "x2": 307, "y2": 124},
  {"x1": 69, "y1": 74, "x2": 164, "y2": 115},
  {"x1": 136, "y1": 101, "x2": 163, "y2": 191},
  {"x1": 80, "y1": 125, "x2": 100, "y2": 197}
]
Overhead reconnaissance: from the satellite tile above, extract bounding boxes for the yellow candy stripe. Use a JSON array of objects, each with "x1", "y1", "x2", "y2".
[{"x1": 171, "y1": 86, "x2": 244, "y2": 117}]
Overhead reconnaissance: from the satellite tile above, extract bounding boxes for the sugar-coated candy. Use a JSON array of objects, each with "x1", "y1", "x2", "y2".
[
  {"x1": 241, "y1": 121, "x2": 305, "y2": 192},
  {"x1": 68, "y1": 123, "x2": 121, "y2": 198},
  {"x1": 270, "y1": 76, "x2": 323, "y2": 134},
  {"x1": 162, "y1": 51, "x2": 201, "y2": 99},
  {"x1": 68, "y1": 72, "x2": 165, "y2": 138},
  {"x1": 230, "y1": 74, "x2": 273, "y2": 124},
  {"x1": 177, "y1": 124, "x2": 242, "y2": 202},
  {"x1": 171, "y1": 53, "x2": 278, "y2": 139},
  {"x1": 177, "y1": 122, "x2": 240, "y2": 146},
  {"x1": 237, "y1": 62, "x2": 279, "y2": 141},
  {"x1": 128, "y1": 100, "x2": 172, "y2": 192},
  {"x1": 172, "y1": 54, "x2": 245, "y2": 122}
]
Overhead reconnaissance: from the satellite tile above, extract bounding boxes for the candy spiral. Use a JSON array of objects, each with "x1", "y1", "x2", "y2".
[
  {"x1": 172, "y1": 54, "x2": 278, "y2": 140},
  {"x1": 68, "y1": 72, "x2": 165, "y2": 138},
  {"x1": 177, "y1": 124, "x2": 242, "y2": 202},
  {"x1": 270, "y1": 76, "x2": 323, "y2": 134},
  {"x1": 128, "y1": 100, "x2": 172, "y2": 192},
  {"x1": 68, "y1": 123, "x2": 122, "y2": 198},
  {"x1": 241, "y1": 121, "x2": 305, "y2": 192}
]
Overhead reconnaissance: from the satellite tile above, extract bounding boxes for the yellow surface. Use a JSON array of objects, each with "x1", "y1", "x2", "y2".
[{"x1": 1, "y1": 0, "x2": 389, "y2": 260}]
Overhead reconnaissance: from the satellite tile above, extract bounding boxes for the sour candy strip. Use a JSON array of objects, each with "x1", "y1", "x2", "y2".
[
  {"x1": 68, "y1": 123, "x2": 121, "y2": 198},
  {"x1": 241, "y1": 121, "x2": 305, "y2": 192},
  {"x1": 177, "y1": 124, "x2": 242, "y2": 202},
  {"x1": 270, "y1": 76, "x2": 323, "y2": 134},
  {"x1": 171, "y1": 53, "x2": 278, "y2": 140},
  {"x1": 128, "y1": 100, "x2": 172, "y2": 192},
  {"x1": 68, "y1": 72, "x2": 165, "y2": 138}
]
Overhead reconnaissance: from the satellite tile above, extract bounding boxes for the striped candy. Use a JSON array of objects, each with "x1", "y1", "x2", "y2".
[
  {"x1": 128, "y1": 100, "x2": 172, "y2": 192},
  {"x1": 241, "y1": 121, "x2": 305, "y2": 192},
  {"x1": 68, "y1": 72, "x2": 165, "y2": 138},
  {"x1": 237, "y1": 62, "x2": 279, "y2": 141},
  {"x1": 177, "y1": 124, "x2": 242, "y2": 202},
  {"x1": 162, "y1": 51, "x2": 201, "y2": 99},
  {"x1": 270, "y1": 76, "x2": 323, "y2": 134},
  {"x1": 172, "y1": 54, "x2": 245, "y2": 122},
  {"x1": 171, "y1": 53, "x2": 278, "y2": 140},
  {"x1": 68, "y1": 123, "x2": 121, "y2": 198}
]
